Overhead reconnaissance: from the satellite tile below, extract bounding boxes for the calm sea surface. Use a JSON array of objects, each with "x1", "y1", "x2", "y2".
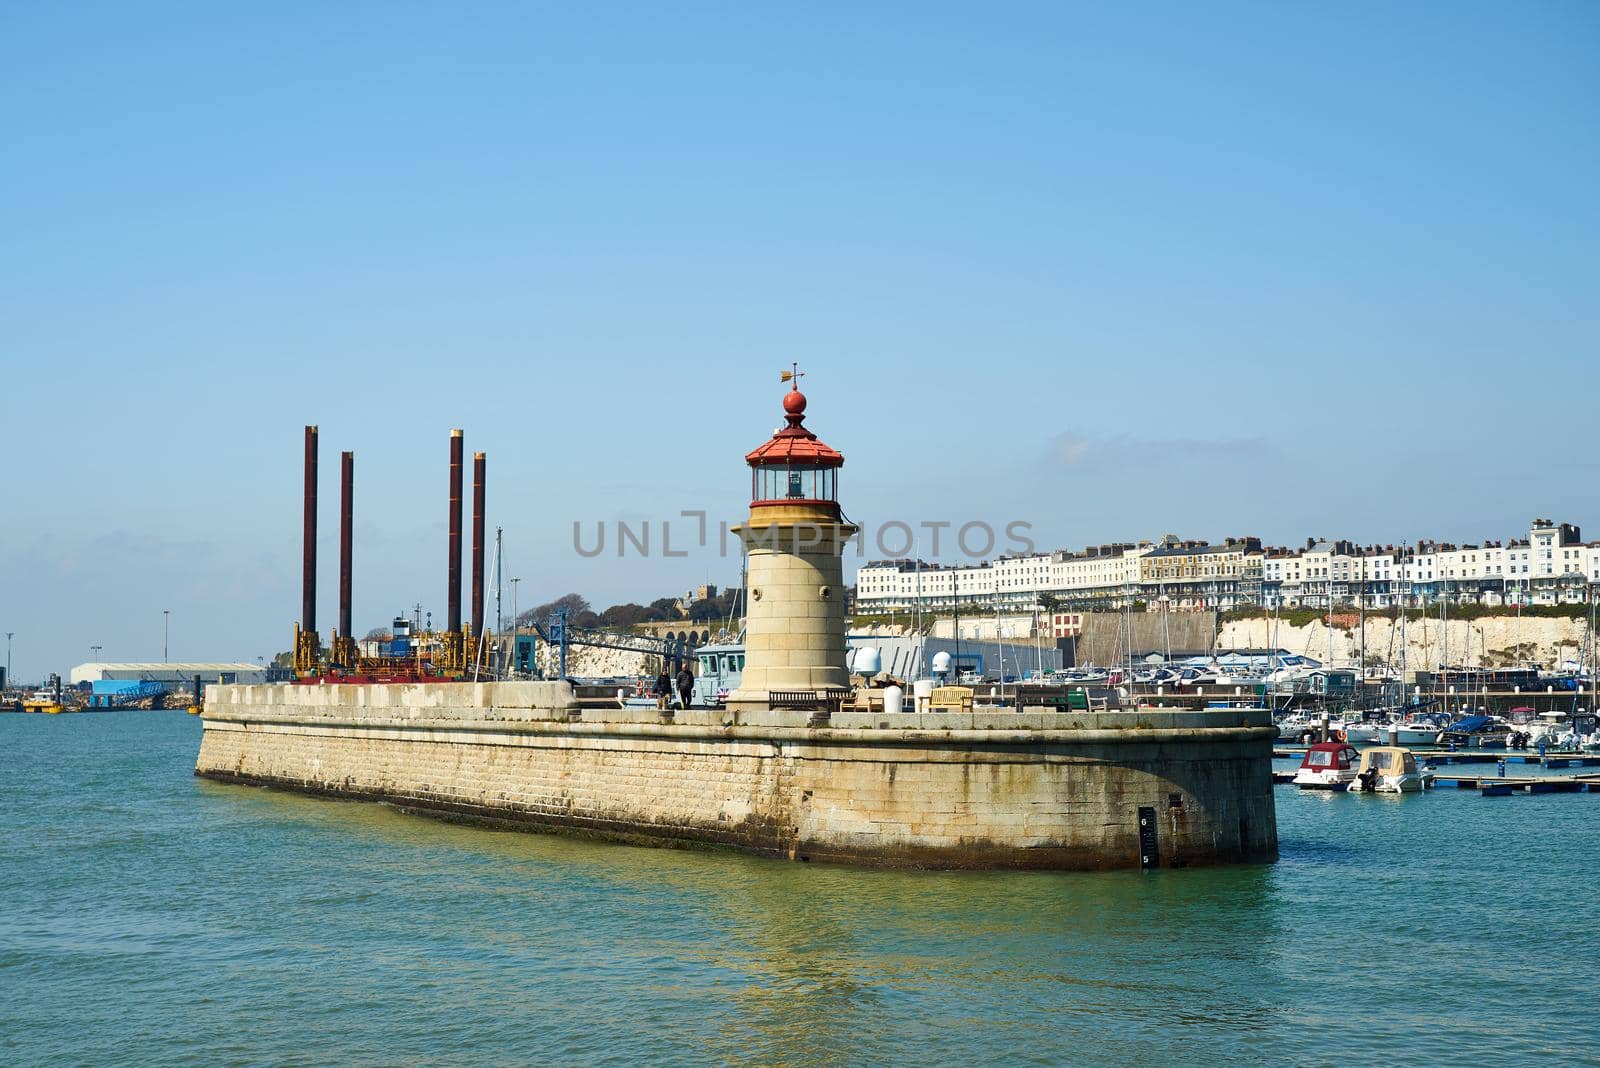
[{"x1": 3, "y1": 712, "x2": 1597, "y2": 1066}]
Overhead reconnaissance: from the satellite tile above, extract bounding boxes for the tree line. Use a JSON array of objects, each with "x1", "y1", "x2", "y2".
[{"x1": 511, "y1": 587, "x2": 745, "y2": 630}]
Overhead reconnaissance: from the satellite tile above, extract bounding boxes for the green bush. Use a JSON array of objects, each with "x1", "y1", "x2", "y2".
[
  {"x1": 1221, "y1": 607, "x2": 1324, "y2": 627},
  {"x1": 1222, "y1": 603, "x2": 1591, "y2": 626}
]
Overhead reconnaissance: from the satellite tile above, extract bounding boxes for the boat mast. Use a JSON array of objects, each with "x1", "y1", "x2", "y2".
[
  {"x1": 1119, "y1": 592, "x2": 1129, "y2": 677},
  {"x1": 473, "y1": 533, "x2": 502, "y2": 682},
  {"x1": 1399, "y1": 581, "x2": 1408, "y2": 710},
  {"x1": 1420, "y1": 596, "x2": 1430, "y2": 700},
  {"x1": 1128, "y1": 591, "x2": 1136, "y2": 680},
  {"x1": 1515, "y1": 585, "x2": 1522, "y2": 669},
  {"x1": 494, "y1": 527, "x2": 504, "y2": 634},
  {"x1": 1325, "y1": 570, "x2": 1333, "y2": 671},
  {"x1": 1209, "y1": 578, "x2": 1218, "y2": 660},
  {"x1": 1441, "y1": 568, "x2": 1450, "y2": 712},
  {"x1": 1271, "y1": 598, "x2": 1279, "y2": 676},
  {"x1": 1567, "y1": 593, "x2": 1585, "y2": 719},
  {"x1": 1382, "y1": 591, "x2": 1396, "y2": 703},
  {"x1": 1580, "y1": 588, "x2": 1593, "y2": 722},
  {"x1": 995, "y1": 598, "x2": 1005, "y2": 702},
  {"x1": 913, "y1": 540, "x2": 923, "y2": 680},
  {"x1": 1358, "y1": 552, "x2": 1366, "y2": 682},
  {"x1": 732, "y1": 556, "x2": 748, "y2": 640},
  {"x1": 1034, "y1": 602, "x2": 1043, "y2": 678},
  {"x1": 1161, "y1": 586, "x2": 1171, "y2": 663}
]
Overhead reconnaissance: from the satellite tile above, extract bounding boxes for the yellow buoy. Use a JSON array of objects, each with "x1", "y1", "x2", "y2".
[{"x1": 187, "y1": 706, "x2": 201, "y2": 715}]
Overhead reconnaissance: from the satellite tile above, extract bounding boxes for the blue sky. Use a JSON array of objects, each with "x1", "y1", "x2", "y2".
[{"x1": 2, "y1": 2, "x2": 1595, "y2": 679}]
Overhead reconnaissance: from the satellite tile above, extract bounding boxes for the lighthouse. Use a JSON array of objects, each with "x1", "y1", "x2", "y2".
[{"x1": 726, "y1": 370, "x2": 857, "y2": 713}]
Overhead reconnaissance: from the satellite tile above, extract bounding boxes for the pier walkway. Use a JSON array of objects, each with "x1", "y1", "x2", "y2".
[{"x1": 1432, "y1": 772, "x2": 1600, "y2": 793}]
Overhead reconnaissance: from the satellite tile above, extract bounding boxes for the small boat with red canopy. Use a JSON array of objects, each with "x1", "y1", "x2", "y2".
[{"x1": 1292, "y1": 741, "x2": 1361, "y2": 791}]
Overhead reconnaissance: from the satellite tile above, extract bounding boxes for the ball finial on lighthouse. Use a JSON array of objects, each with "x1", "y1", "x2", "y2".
[{"x1": 780, "y1": 362, "x2": 807, "y2": 424}]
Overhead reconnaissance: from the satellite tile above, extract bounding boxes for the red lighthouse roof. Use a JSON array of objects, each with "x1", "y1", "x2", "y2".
[{"x1": 745, "y1": 387, "x2": 844, "y2": 467}]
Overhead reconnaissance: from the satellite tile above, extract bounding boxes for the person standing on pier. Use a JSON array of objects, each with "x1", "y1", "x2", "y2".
[
  {"x1": 676, "y1": 661, "x2": 694, "y2": 710},
  {"x1": 654, "y1": 665, "x2": 672, "y2": 711}
]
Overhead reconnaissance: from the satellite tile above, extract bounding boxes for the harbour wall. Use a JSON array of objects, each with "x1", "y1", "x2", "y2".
[
  {"x1": 856, "y1": 614, "x2": 1224, "y2": 663},
  {"x1": 195, "y1": 682, "x2": 1278, "y2": 870},
  {"x1": 1217, "y1": 615, "x2": 1593, "y2": 671},
  {"x1": 856, "y1": 612, "x2": 1592, "y2": 670}
]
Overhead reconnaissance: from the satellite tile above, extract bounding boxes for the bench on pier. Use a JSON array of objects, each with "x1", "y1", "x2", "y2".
[
  {"x1": 769, "y1": 689, "x2": 850, "y2": 724},
  {"x1": 1011, "y1": 685, "x2": 1104, "y2": 712}
]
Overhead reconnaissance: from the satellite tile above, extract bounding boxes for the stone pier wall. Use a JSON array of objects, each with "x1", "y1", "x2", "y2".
[{"x1": 195, "y1": 682, "x2": 1278, "y2": 870}]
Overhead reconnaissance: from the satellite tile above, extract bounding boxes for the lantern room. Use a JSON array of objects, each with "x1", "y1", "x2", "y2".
[{"x1": 744, "y1": 385, "x2": 844, "y2": 512}]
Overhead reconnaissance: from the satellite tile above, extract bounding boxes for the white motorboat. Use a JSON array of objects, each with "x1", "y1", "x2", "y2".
[
  {"x1": 1343, "y1": 721, "x2": 1388, "y2": 744},
  {"x1": 1523, "y1": 713, "x2": 1564, "y2": 750},
  {"x1": 1391, "y1": 719, "x2": 1443, "y2": 746},
  {"x1": 1292, "y1": 742, "x2": 1362, "y2": 790},
  {"x1": 1275, "y1": 714, "x2": 1338, "y2": 743},
  {"x1": 1350, "y1": 747, "x2": 1431, "y2": 793}
]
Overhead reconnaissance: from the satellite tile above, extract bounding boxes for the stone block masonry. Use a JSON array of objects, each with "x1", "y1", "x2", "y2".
[
  {"x1": 730, "y1": 537, "x2": 854, "y2": 706},
  {"x1": 196, "y1": 682, "x2": 1278, "y2": 870}
]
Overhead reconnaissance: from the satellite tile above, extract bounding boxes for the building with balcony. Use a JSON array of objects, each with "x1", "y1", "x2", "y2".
[{"x1": 855, "y1": 518, "x2": 1598, "y2": 616}]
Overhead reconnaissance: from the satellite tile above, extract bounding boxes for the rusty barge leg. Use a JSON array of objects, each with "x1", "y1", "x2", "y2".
[
  {"x1": 302, "y1": 425, "x2": 318, "y2": 634},
  {"x1": 339, "y1": 450, "x2": 354, "y2": 644},
  {"x1": 471, "y1": 451, "x2": 486, "y2": 642},
  {"x1": 448, "y1": 429, "x2": 463, "y2": 634}
]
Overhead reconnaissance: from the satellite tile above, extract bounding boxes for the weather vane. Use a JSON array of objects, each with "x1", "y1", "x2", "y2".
[{"x1": 780, "y1": 362, "x2": 805, "y2": 389}]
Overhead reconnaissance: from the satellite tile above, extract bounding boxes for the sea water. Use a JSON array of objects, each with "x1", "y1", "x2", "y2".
[{"x1": 2, "y1": 712, "x2": 1596, "y2": 1065}]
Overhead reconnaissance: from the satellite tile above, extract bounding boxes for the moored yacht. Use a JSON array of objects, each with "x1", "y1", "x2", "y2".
[
  {"x1": 1392, "y1": 717, "x2": 1446, "y2": 746},
  {"x1": 1343, "y1": 720, "x2": 1387, "y2": 744},
  {"x1": 1292, "y1": 741, "x2": 1362, "y2": 790},
  {"x1": 1435, "y1": 714, "x2": 1511, "y2": 749},
  {"x1": 1350, "y1": 747, "x2": 1431, "y2": 793}
]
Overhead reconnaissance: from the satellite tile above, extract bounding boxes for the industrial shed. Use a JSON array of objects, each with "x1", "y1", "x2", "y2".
[{"x1": 69, "y1": 662, "x2": 269, "y2": 687}]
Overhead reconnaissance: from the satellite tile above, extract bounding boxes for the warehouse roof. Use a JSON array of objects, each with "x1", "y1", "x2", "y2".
[{"x1": 69, "y1": 662, "x2": 265, "y2": 685}]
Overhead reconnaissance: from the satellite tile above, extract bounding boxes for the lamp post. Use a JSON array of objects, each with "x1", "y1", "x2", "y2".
[
  {"x1": 5, "y1": 632, "x2": 12, "y2": 690},
  {"x1": 510, "y1": 578, "x2": 521, "y2": 630},
  {"x1": 163, "y1": 610, "x2": 170, "y2": 663},
  {"x1": 91, "y1": 644, "x2": 102, "y2": 661}
]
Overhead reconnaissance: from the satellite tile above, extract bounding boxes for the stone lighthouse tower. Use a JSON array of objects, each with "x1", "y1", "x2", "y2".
[{"x1": 726, "y1": 370, "x2": 857, "y2": 713}]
